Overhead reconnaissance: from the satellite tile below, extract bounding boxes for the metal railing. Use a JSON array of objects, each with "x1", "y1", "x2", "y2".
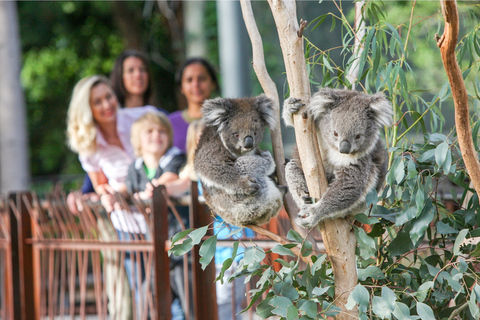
[{"x1": 1, "y1": 182, "x2": 315, "y2": 320}]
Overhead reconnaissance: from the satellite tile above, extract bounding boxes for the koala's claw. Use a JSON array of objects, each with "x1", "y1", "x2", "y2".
[
  {"x1": 295, "y1": 204, "x2": 319, "y2": 228},
  {"x1": 302, "y1": 196, "x2": 313, "y2": 205},
  {"x1": 285, "y1": 97, "x2": 305, "y2": 115}
]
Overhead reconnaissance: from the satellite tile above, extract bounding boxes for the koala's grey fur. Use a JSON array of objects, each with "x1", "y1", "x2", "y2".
[
  {"x1": 283, "y1": 88, "x2": 393, "y2": 228},
  {"x1": 194, "y1": 95, "x2": 286, "y2": 227}
]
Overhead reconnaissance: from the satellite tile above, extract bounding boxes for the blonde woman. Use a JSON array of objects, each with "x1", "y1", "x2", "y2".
[
  {"x1": 67, "y1": 75, "x2": 159, "y2": 200},
  {"x1": 66, "y1": 75, "x2": 159, "y2": 320}
]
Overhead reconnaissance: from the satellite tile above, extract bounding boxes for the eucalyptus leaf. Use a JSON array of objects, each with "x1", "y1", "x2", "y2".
[
  {"x1": 169, "y1": 238, "x2": 194, "y2": 257},
  {"x1": 299, "y1": 300, "x2": 318, "y2": 319},
  {"x1": 271, "y1": 244, "x2": 297, "y2": 257},
  {"x1": 415, "y1": 281, "x2": 434, "y2": 302},
  {"x1": 372, "y1": 296, "x2": 392, "y2": 319},
  {"x1": 270, "y1": 296, "x2": 294, "y2": 317},
  {"x1": 199, "y1": 236, "x2": 217, "y2": 270},
  {"x1": 435, "y1": 141, "x2": 449, "y2": 167},
  {"x1": 312, "y1": 286, "x2": 330, "y2": 296},
  {"x1": 436, "y1": 221, "x2": 459, "y2": 235},
  {"x1": 357, "y1": 266, "x2": 385, "y2": 281},
  {"x1": 417, "y1": 302, "x2": 435, "y2": 320},
  {"x1": 190, "y1": 226, "x2": 208, "y2": 245},
  {"x1": 453, "y1": 229, "x2": 469, "y2": 256}
]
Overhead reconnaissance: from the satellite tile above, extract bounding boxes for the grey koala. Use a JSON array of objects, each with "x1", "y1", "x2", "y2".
[
  {"x1": 283, "y1": 88, "x2": 393, "y2": 228},
  {"x1": 194, "y1": 95, "x2": 286, "y2": 227}
]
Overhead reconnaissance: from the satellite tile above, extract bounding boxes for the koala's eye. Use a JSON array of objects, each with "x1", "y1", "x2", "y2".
[
  {"x1": 355, "y1": 134, "x2": 361, "y2": 139},
  {"x1": 254, "y1": 131, "x2": 257, "y2": 136},
  {"x1": 333, "y1": 131, "x2": 338, "y2": 137},
  {"x1": 234, "y1": 133, "x2": 239, "y2": 138}
]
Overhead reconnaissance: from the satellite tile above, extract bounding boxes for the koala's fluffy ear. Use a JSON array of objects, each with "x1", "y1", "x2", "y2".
[
  {"x1": 255, "y1": 94, "x2": 276, "y2": 129},
  {"x1": 370, "y1": 93, "x2": 393, "y2": 127},
  {"x1": 306, "y1": 88, "x2": 335, "y2": 122},
  {"x1": 202, "y1": 97, "x2": 230, "y2": 128}
]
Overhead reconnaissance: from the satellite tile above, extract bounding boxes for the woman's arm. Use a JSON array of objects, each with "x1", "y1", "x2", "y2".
[{"x1": 87, "y1": 171, "x2": 117, "y2": 212}]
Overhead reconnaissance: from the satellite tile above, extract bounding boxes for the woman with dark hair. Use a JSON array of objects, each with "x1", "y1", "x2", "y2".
[
  {"x1": 169, "y1": 57, "x2": 219, "y2": 153},
  {"x1": 110, "y1": 50, "x2": 155, "y2": 109}
]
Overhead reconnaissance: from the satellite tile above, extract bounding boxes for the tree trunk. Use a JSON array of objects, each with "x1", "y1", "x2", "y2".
[
  {"x1": 437, "y1": 0, "x2": 480, "y2": 197},
  {"x1": 346, "y1": 1, "x2": 365, "y2": 90},
  {"x1": 0, "y1": 1, "x2": 30, "y2": 194},
  {"x1": 217, "y1": 0, "x2": 251, "y2": 98},
  {"x1": 111, "y1": 1, "x2": 143, "y2": 50},
  {"x1": 267, "y1": 1, "x2": 357, "y2": 318},
  {"x1": 183, "y1": 1, "x2": 207, "y2": 57}
]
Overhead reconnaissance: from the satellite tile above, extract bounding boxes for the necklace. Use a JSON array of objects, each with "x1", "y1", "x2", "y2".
[{"x1": 182, "y1": 109, "x2": 201, "y2": 123}]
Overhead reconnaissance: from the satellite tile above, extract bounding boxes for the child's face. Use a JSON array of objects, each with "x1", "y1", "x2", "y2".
[{"x1": 139, "y1": 122, "x2": 169, "y2": 157}]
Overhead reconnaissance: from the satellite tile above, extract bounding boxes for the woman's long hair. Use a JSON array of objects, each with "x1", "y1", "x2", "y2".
[{"x1": 66, "y1": 75, "x2": 112, "y2": 155}]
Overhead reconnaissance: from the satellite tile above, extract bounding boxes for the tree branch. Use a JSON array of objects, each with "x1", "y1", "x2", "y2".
[
  {"x1": 239, "y1": 0, "x2": 313, "y2": 240},
  {"x1": 438, "y1": 0, "x2": 480, "y2": 197},
  {"x1": 266, "y1": 1, "x2": 357, "y2": 318}
]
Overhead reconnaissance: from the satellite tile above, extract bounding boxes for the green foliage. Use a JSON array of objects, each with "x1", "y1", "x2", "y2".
[{"x1": 169, "y1": 1, "x2": 480, "y2": 319}]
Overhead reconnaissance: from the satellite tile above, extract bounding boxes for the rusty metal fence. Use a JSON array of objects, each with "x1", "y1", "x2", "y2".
[
  {"x1": 0, "y1": 182, "x2": 306, "y2": 320},
  {"x1": 0, "y1": 184, "x2": 223, "y2": 320}
]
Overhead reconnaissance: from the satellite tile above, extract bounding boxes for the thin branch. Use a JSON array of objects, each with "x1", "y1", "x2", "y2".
[{"x1": 438, "y1": 0, "x2": 480, "y2": 196}]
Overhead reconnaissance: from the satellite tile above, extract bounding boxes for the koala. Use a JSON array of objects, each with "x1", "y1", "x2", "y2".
[
  {"x1": 283, "y1": 88, "x2": 393, "y2": 228},
  {"x1": 194, "y1": 95, "x2": 286, "y2": 227}
]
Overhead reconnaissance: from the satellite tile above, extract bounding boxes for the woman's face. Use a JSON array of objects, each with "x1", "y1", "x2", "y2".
[
  {"x1": 89, "y1": 83, "x2": 118, "y2": 125},
  {"x1": 181, "y1": 63, "x2": 216, "y2": 105},
  {"x1": 139, "y1": 122, "x2": 169, "y2": 157},
  {"x1": 122, "y1": 56, "x2": 149, "y2": 97}
]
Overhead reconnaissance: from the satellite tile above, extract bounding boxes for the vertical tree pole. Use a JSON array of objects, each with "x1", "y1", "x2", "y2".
[
  {"x1": 0, "y1": 1, "x2": 30, "y2": 194},
  {"x1": 266, "y1": 1, "x2": 357, "y2": 318},
  {"x1": 437, "y1": 1, "x2": 480, "y2": 196}
]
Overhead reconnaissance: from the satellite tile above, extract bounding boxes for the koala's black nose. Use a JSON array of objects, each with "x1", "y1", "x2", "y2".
[
  {"x1": 244, "y1": 136, "x2": 254, "y2": 149},
  {"x1": 339, "y1": 140, "x2": 351, "y2": 154}
]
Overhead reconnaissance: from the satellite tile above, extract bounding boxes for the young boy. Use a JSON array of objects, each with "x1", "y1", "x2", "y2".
[
  {"x1": 122, "y1": 112, "x2": 187, "y2": 319},
  {"x1": 126, "y1": 112, "x2": 186, "y2": 199}
]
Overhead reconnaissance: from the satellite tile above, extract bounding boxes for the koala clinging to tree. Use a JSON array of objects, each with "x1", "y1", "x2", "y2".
[
  {"x1": 283, "y1": 88, "x2": 393, "y2": 228},
  {"x1": 194, "y1": 95, "x2": 286, "y2": 227}
]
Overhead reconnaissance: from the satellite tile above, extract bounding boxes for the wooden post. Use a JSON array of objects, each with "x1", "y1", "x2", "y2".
[
  {"x1": 189, "y1": 182, "x2": 218, "y2": 320},
  {"x1": 9, "y1": 192, "x2": 35, "y2": 320},
  {"x1": 152, "y1": 186, "x2": 172, "y2": 320}
]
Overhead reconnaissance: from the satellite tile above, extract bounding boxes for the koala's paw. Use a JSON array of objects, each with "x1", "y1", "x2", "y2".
[
  {"x1": 283, "y1": 97, "x2": 305, "y2": 127},
  {"x1": 241, "y1": 176, "x2": 260, "y2": 195},
  {"x1": 285, "y1": 159, "x2": 301, "y2": 178},
  {"x1": 295, "y1": 204, "x2": 320, "y2": 228}
]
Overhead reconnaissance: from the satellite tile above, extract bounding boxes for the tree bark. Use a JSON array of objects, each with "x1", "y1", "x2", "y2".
[
  {"x1": 183, "y1": 1, "x2": 207, "y2": 57},
  {"x1": 437, "y1": 1, "x2": 480, "y2": 197},
  {"x1": 346, "y1": 1, "x2": 365, "y2": 90},
  {"x1": 0, "y1": 1, "x2": 30, "y2": 193},
  {"x1": 266, "y1": 1, "x2": 357, "y2": 318}
]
